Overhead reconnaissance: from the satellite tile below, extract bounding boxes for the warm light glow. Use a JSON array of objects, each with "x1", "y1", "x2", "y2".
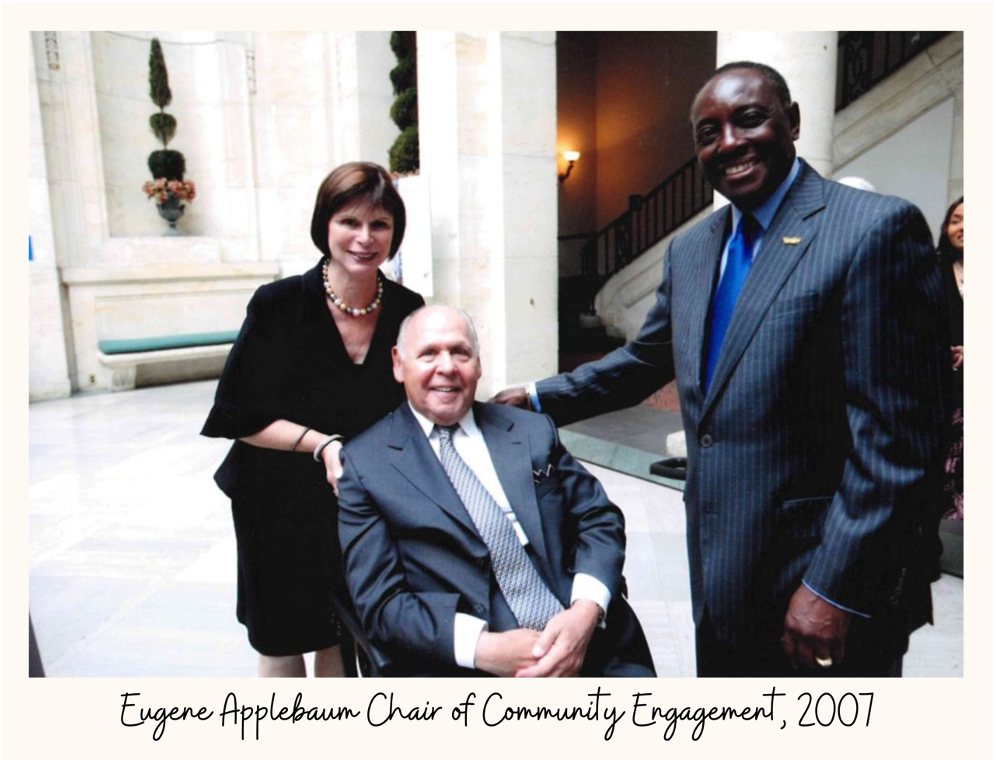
[{"x1": 558, "y1": 150, "x2": 581, "y2": 183}]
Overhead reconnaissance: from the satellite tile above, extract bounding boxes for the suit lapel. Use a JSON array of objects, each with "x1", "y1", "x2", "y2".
[
  {"x1": 689, "y1": 208, "x2": 732, "y2": 402},
  {"x1": 387, "y1": 404, "x2": 479, "y2": 538},
  {"x1": 476, "y1": 404, "x2": 551, "y2": 565},
  {"x1": 701, "y1": 164, "x2": 827, "y2": 417}
]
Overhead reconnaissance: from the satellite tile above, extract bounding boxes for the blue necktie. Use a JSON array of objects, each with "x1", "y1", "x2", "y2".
[{"x1": 705, "y1": 213, "x2": 758, "y2": 391}]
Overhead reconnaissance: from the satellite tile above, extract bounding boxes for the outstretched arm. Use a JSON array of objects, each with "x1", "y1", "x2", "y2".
[{"x1": 492, "y1": 244, "x2": 678, "y2": 426}]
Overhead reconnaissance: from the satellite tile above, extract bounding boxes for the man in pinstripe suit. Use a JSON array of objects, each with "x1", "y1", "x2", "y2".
[{"x1": 494, "y1": 62, "x2": 950, "y2": 676}]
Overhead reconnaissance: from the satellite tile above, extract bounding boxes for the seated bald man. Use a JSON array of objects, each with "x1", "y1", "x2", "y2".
[{"x1": 337, "y1": 305, "x2": 655, "y2": 677}]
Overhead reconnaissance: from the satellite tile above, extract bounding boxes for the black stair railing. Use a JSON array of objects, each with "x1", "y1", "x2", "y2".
[
  {"x1": 566, "y1": 155, "x2": 713, "y2": 315},
  {"x1": 836, "y1": 31, "x2": 950, "y2": 112}
]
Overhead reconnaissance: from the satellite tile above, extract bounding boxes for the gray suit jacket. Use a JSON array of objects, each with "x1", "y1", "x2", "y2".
[
  {"x1": 337, "y1": 401, "x2": 655, "y2": 676},
  {"x1": 537, "y1": 162, "x2": 950, "y2": 656}
]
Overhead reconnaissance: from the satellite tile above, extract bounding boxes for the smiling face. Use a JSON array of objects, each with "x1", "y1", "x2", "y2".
[
  {"x1": 393, "y1": 306, "x2": 482, "y2": 427},
  {"x1": 691, "y1": 68, "x2": 800, "y2": 211},
  {"x1": 946, "y1": 202, "x2": 964, "y2": 251},
  {"x1": 326, "y1": 201, "x2": 394, "y2": 280}
]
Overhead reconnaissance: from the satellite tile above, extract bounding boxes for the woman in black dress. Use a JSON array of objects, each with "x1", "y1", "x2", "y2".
[
  {"x1": 938, "y1": 196, "x2": 963, "y2": 519},
  {"x1": 202, "y1": 163, "x2": 424, "y2": 676}
]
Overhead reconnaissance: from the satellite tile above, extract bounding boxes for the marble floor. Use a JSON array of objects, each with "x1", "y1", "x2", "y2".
[{"x1": 28, "y1": 380, "x2": 962, "y2": 677}]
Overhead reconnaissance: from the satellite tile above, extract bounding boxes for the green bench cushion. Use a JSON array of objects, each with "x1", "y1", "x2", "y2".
[{"x1": 98, "y1": 330, "x2": 239, "y2": 355}]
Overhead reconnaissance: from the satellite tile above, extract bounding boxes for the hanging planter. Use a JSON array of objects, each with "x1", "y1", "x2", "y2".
[{"x1": 143, "y1": 178, "x2": 197, "y2": 235}]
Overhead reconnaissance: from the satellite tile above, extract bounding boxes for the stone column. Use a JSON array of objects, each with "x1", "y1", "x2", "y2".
[
  {"x1": 34, "y1": 31, "x2": 110, "y2": 267},
  {"x1": 251, "y1": 31, "x2": 332, "y2": 270},
  {"x1": 418, "y1": 32, "x2": 559, "y2": 396},
  {"x1": 716, "y1": 32, "x2": 838, "y2": 178},
  {"x1": 947, "y1": 90, "x2": 963, "y2": 203},
  {"x1": 329, "y1": 31, "x2": 397, "y2": 168},
  {"x1": 253, "y1": 31, "x2": 397, "y2": 275},
  {"x1": 29, "y1": 36, "x2": 73, "y2": 399}
]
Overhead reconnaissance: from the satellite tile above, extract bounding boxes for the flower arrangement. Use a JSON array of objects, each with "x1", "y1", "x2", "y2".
[{"x1": 142, "y1": 178, "x2": 197, "y2": 204}]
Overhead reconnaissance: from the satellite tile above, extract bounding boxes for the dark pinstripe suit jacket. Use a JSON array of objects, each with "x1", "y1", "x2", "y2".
[{"x1": 538, "y1": 162, "x2": 950, "y2": 656}]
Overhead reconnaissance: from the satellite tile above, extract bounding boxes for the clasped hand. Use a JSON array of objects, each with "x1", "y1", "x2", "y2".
[{"x1": 474, "y1": 601, "x2": 602, "y2": 678}]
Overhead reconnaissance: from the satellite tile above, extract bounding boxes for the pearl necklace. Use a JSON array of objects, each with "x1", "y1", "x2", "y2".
[{"x1": 322, "y1": 258, "x2": 383, "y2": 317}]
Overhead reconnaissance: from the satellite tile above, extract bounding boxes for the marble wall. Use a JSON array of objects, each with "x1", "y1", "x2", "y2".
[
  {"x1": 418, "y1": 32, "x2": 559, "y2": 396},
  {"x1": 30, "y1": 31, "x2": 400, "y2": 397},
  {"x1": 29, "y1": 36, "x2": 73, "y2": 400}
]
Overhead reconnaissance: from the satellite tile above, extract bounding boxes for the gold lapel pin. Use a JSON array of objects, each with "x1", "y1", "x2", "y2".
[{"x1": 782, "y1": 236, "x2": 802, "y2": 245}]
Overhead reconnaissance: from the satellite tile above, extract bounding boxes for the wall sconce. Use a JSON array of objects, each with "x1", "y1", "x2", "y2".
[{"x1": 558, "y1": 150, "x2": 580, "y2": 183}]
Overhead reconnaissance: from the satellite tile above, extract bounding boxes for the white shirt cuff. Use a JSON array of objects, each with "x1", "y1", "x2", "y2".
[
  {"x1": 454, "y1": 613, "x2": 489, "y2": 669},
  {"x1": 527, "y1": 382, "x2": 542, "y2": 413},
  {"x1": 571, "y1": 573, "x2": 611, "y2": 627}
]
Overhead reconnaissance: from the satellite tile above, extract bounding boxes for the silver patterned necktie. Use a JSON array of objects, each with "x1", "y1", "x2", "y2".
[{"x1": 435, "y1": 424, "x2": 564, "y2": 631}]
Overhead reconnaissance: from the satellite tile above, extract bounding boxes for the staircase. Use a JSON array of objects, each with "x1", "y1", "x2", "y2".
[
  {"x1": 558, "y1": 155, "x2": 713, "y2": 367},
  {"x1": 557, "y1": 275, "x2": 624, "y2": 372}
]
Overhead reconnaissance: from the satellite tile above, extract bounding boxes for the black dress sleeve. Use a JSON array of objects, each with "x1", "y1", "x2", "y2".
[
  {"x1": 938, "y1": 259, "x2": 964, "y2": 409},
  {"x1": 940, "y1": 260, "x2": 964, "y2": 346},
  {"x1": 201, "y1": 281, "x2": 298, "y2": 440}
]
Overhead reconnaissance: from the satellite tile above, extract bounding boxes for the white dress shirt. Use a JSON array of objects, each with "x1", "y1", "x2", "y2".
[
  {"x1": 718, "y1": 156, "x2": 801, "y2": 277},
  {"x1": 408, "y1": 404, "x2": 611, "y2": 669}
]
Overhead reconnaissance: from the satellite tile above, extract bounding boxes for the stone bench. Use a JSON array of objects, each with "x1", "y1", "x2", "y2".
[
  {"x1": 98, "y1": 330, "x2": 239, "y2": 392},
  {"x1": 62, "y1": 258, "x2": 279, "y2": 392}
]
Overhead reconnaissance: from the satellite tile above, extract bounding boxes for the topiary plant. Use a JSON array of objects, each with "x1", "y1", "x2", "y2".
[
  {"x1": 389, "y1": 125, "x2": 419, "y2": 174},
  {"x1": 146, "y1": 38, "x2": 186, "y2": 182},
  {"x1": 388, "y1": 32, "x2": 419, "y2": 174}
]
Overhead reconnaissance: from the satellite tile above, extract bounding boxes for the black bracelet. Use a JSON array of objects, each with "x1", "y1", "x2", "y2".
[{"x1": 290, "y1": 426, "x2": 311, "y2": 452}]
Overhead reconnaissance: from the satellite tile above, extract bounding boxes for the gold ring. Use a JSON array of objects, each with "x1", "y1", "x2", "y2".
[{"x1": 815, "y1": 656, "x2": 833, "y2": 668}]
